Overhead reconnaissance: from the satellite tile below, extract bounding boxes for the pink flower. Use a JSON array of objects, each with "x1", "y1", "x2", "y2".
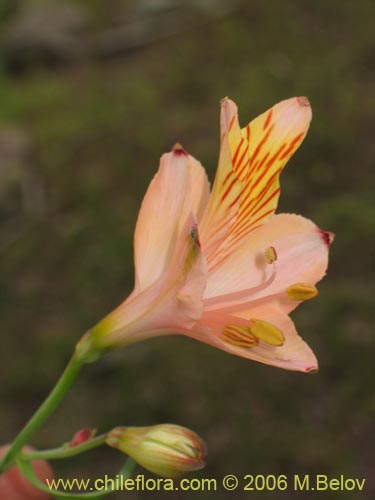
[{"x1": 90, "y1": 97, "x2": 333, "y2": 373}]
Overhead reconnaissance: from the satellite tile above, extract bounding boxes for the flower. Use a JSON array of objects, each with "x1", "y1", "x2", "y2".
[
  {"x1": 106, "y1": 424, "x2": 206, "y2": 478},
  {"x1": 88, "y1": 97, "x2": 333, "y2": 372}
]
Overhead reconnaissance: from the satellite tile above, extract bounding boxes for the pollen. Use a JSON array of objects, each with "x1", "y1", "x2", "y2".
[
  {"x1": 249, "y1": 319, "x2": 285, "y2": 346},
  {"x1": 264, "y1": 246, "x2": 277, "y2": 264},
  {"x1": 286, "y1": 283, "x2": 318, "y2": 301},
  {"x1": 221, "y1": 324, "x2": 259, "y2": 348}
]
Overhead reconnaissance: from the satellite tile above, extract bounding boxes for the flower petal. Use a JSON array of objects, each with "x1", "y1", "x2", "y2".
[
  {"x1": 134, "y1": 146, "x2": 209, "y2": 292},
  {"x1": 92, "y1": 213, "x2": 208, "y2": 348},
  {"x1": 205, "y1": 214, "x2": 329, "y2": 313},
  {"x1": 194, "y1": 303, "x2": 318, "y2": 373},
  {"x1": 199, "y1": 99, "x2": 243, "y2": 259},
  {"x1": 208, "y1": 97, "x2": 312, "y2": 269}
]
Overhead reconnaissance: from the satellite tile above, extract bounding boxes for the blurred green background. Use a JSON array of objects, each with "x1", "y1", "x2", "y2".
[{"x1": 0, "y1": 1, "x2": 374, "y2": 499}]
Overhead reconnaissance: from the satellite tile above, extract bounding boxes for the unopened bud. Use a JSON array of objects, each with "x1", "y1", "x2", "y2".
[
  {"x1": 69, "y1": 428, "x2": 96, "y2": 447},
  {"x1": 106, "y1": 424, "x2": 207, "y2": 478}
]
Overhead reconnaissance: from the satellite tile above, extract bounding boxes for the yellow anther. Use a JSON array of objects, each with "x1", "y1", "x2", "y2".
[
  {"x1": 264, "y1": 246, "x2": 277, "y2": 264},
  {"x1": 286, "y1": 283, "x2": 318, "y2": 301},
  {"x1": 249, "y1": 319, "x2": 285, "y2": 346},
  {"x1": 221, "y1": 324, "x2": 259, "y2": 348}
]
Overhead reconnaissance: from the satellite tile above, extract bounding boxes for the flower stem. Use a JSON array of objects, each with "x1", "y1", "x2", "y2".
[
  {"x1": 0, "y1": 354, "x2": 84, "y2": 473},
  {"x1": 20, "y1": 434, "x2": 108, "y2": 462},
  {"x1": 119, "y1": 457, "x2": 137, "y2": 480}
]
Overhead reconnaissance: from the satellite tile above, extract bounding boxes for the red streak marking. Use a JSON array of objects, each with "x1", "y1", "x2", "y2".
[
  {"x1": 232, "y1": 138, "x2": 244, "y2": 167},
  {"x1": 246, "y1": 125, "x2": 251, "y2": 142},
  {"x1": 254, "y1": 169, "x2": 281, "y2": 203},
  {"x1": 264, "y1": 156, "x2": 277, "y2": 170},
  {"x1": 265, "y1": 143, "x2": 286, "y2": 169},
  {"x1": 255, "y1": 152, "x2": 270, "y2": 172},
  {"x1": 263, "y1": 109, "x2": 273, "y2": 130},
  {"x1": 208, "y1": 216, "x2": 232, "y2": 242},
  {"x1": 209, "y1": 219, "x2": 267, "y2": 271},
  {"x1": 222, "y1": 171, "x2": 233, "y2": 188},
  {"x1": 250, "y1": 160, "x2": 259, "y2": 175},
  {"x1": 237, "y1": 178, "x2": 267, "y2": 219},
  {"x1": 247, "y1": 208, "x2": 274, "y2": 228},
  {"x1": 250, "y1": 125, "x2": 274, "y2": 165},
  {"x1": 233, "y1": 176, "x2": 280, "y2": 236},
  {"x1": 249, "y1": 188, "x2": 280, "y2": 219},
  {"x1": 229, "y1": 206, "x2": 258, "y2": 241},
  {"x1": 226, "y1": 208, "x2": 274, "y2": 252},
  {"x1": 250, "y1": 162, "x2": 274, "y2": 191},
  {"x1": 231, "y1": 222, "x2": 263, "y2": 248},
  {"x1": 279, "y1": 133, "x2": 304, "y2": 160},
  {"x1": 229, "y1": 115, "x2": 236, "y2": 131},
  {"x1": 236, "y1": 157, "x2": 250, "y2": 180},
  {"x1": 220, "y1": 177, "x2": 238, "y2": 202},
  {"x1": 234, "y1": 146, "x2": 248, "y2": 174},
  {"x1": 228, "y1": 190, "x2": 242, "y2": 209},
  {"x1": 239, "y1": 168, "x2": 281, "y2": 219}
]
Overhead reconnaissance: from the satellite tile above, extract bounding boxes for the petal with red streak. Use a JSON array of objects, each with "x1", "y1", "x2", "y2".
[
  {"x1": 208, "y1": 97, "x2": 312, "y2": 269},
  {"x1": 205, "y1": 214, "x2": 329, "y2": 314}
]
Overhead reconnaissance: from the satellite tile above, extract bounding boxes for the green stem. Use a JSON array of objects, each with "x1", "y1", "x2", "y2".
[
  {"x1": 21, "y1": 434, "x2": 108, "y2": 462},
  {"x1": 119, "y1": 457, "x2": 137, "y2": 479},
  {"x1": 0, "y1": 354, "x2": 83, "y2": 473},
  {"x1": 16, "y1": 456, "x2": 138, "y2": 499}
]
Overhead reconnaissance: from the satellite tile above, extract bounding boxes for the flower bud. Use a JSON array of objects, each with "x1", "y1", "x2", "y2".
[
  {"x1": 106, "y1": 424, "x2": 207, "y2": 478},
  {"x1": 69, "y1": 428, "x2": 96, "y2": 447}
]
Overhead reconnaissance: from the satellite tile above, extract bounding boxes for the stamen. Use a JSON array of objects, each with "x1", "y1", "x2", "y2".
[
  {"x1": 221, "y1": 324, "x2": 259, "y2": 348},
  {"x1": 249, "y1": 318, "x2": 285, "y2": 346},
  {"x1": 264, "y1": 246, "x2": 277, "y2": 264},
  {"x1": 286, "y1": 283, "x2": 318, "y2": 301},
  {"x1": 181, "y1": 225, "x2": 201, "y2": 277},
  {"x1": 189, "y1": 225, "x2": 201, "y2": 247}
]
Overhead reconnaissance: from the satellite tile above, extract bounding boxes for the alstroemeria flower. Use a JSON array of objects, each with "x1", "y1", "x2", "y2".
[{"x1": 90, "y1": 97, "x2": 333, "y2": 372}]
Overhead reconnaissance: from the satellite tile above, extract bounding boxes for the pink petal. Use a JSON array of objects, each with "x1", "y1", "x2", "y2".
[
  {"x1": 92, "y1": 214, "x2": 208, "y2": 347},
  {"x1": 134, "y1": 147, "x2": 209, "y2": 292},
  {"x1": 205, "y1": 214, "x2": 329, "y2": 311},
  {"x1": 192, "y1": 303, "x2": 318, "y2": 373}
]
